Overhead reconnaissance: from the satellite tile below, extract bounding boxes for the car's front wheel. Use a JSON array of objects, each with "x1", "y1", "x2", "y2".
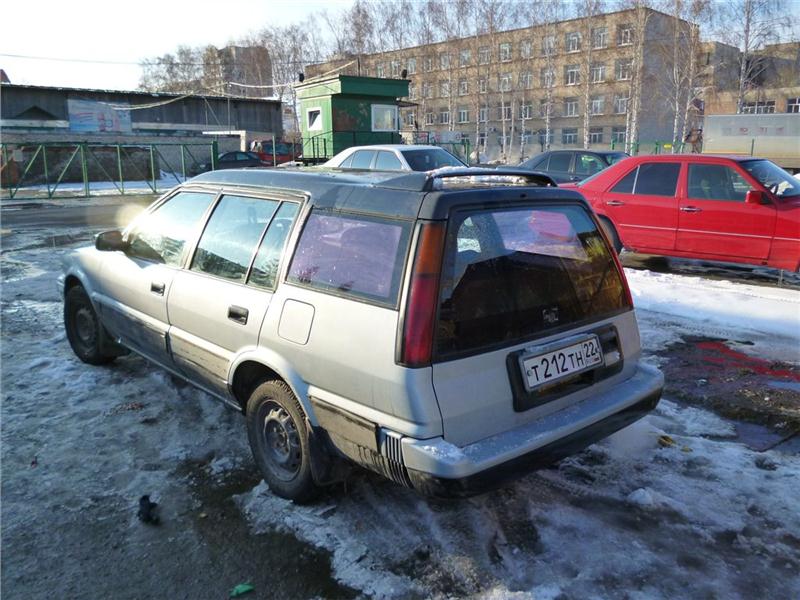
[
  {"x1": 246, "y1": 381, "x2": 319, "y2": 503},
  {"x1": 64, "y1": 285, "x2": 117, "y2": 365}
]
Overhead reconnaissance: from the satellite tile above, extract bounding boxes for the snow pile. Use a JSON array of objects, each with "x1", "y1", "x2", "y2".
[{"x1": 626, "y1": 269, "x2": 800, "y2": 343}]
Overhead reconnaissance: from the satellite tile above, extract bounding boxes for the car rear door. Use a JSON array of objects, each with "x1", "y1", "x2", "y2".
[
  {"x1": 544, "y1": 152, "x2": 575, "y2": 182},
  {"x1": 600, "y1": 161, "x2": 681, "y2": 251},
  {"x1": 166, "y1": 193, "x2": 301, "y2": 398},
  {"x1": 677, "y1": 161, "x2": 776, "y2": 260}
]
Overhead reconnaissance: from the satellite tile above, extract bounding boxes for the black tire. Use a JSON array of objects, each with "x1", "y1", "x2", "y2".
[
  {"x1": 599, "y1": 217, "x2": 623, "y2": 254},
  {"x1": 246, "y1": 381, "x2": 319, "y2": 503},
  {"x1": 64, "y1": 285, "x2": 116, "y2": 365}
]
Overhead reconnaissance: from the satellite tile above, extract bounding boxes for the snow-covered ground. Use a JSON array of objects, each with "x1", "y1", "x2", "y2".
[{"x1": 1, "y1": 222, "x2": 799, "y2": 599}]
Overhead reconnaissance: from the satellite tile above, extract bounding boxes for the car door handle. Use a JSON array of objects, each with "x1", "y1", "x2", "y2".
[
  {"x1": 680, "y1": 206, "x2": 702, "y2": 213},
  {"x1": 606, "y1": 200, "x2": 625, "y2": 206},
  {"x1": 150, "y1": 281, "x2": 165, "y2": 295},
  {"x1": 227, "y1": 305, "x2": 249, "y2": 325}
]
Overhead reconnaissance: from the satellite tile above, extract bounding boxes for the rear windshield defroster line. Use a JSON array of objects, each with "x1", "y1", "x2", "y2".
[{"x1": 434, "y1": 203, "x2": 631, "y2": 360}]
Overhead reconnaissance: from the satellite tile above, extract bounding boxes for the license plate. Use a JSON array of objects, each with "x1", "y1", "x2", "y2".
[{"x1": 519, "y1": 335, "x2": 603, "y2": 391}]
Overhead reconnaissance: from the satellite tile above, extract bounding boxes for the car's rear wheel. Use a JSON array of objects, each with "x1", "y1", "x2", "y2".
[
  {"x1": 599, "y1": 217, "x2": 623, "y2": 254},
  {"x1": 246, "y1": 381, "x2": 319, "y2": 503},
  {"x1": 64, "y1": 285, "x2": 117, "y2": 365}
]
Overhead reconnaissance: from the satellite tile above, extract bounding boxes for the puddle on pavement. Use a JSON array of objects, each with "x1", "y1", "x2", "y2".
[
  {"x1": 178, "y1": 458, "x2": 356, "y2": 599},
  {"x1": 657, "y1": 335, "x2": 800, "y2": 450}
]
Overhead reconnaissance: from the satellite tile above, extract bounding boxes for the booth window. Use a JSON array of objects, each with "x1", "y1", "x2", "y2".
[
  {"x1": 371, "y1": 104, "x2": 398, "y2": 132},
  {"x1": 307, "y1": 108, "x2": 322, "y2": 131}
]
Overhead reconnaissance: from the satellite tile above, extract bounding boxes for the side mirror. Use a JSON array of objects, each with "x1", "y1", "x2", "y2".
[
  {"x1": 745, "y1": 190, "x2": 765, "y2": 205},
  {"x1": 95, "y1": 230, "x2": 128, "y2": 252}
]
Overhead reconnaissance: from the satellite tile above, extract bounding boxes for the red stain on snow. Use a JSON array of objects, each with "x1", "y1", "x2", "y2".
[{"x1": 696, "y1": 341, "x2": 800, "y2": 381}]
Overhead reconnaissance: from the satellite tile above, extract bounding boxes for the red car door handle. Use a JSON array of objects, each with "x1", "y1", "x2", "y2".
[
  {"x1": 680, "y1": 206, "x2": 702, "y2": 213},
  {"x1": 606, "y1": 200, "x2": 625, "y2": 206}
]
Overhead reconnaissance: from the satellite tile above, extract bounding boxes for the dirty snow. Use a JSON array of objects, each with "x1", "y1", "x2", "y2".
[{"x1": 2, "y1": 218, "x2": 799, "y2": 599}]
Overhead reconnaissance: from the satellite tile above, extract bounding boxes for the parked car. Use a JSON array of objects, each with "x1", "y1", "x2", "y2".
[
  {"x1": 566, "y1": 154, "x2": 800, "y2": 271},
  {"x1": 519, "y1": 150, "x2": 629, "y2": 183},
  {"x1": 61, "y1": 167, "x2": 663, "y2": 501},
  {"x1": 199, "y1": 151, "x2": 269, "y2": 172},
  {"x1": 253, "y1": 140, "x2": 302, "y2": 166},
  {"x1": 324, "y1": 144, "x2": 466, "y2": 171}
]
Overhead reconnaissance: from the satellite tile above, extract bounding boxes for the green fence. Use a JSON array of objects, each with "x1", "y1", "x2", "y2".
[{"x1": 1, "y1": 141, "x2": 220, "y2": 201}]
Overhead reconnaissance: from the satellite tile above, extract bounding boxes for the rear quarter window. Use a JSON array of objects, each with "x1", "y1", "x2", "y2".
[{"x1": 287, "y1": 210, "x2": 412, "y2": 305}]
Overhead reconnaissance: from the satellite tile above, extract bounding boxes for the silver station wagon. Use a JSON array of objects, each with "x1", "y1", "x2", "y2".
[{"x1": 61, "y1": 167, "x2": 663, "y2": 502}]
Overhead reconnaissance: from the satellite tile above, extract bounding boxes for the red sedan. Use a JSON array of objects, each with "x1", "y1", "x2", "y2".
[{"x1": 567, "y1": 154, "x2": 800, "y2": 271}]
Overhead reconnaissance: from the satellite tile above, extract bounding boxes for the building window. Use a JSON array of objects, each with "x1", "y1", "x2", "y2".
[
  {"x1": 562, "y1": 128, "x2": 578, "y2": 144},
  {"x1": 616, "y1": 59, "x2": 632, "y2": 81},
  {"x1": 564, "y1": 98, "x2": 579, "y2": 117},
  {"x1": 498, "y1": 72, "x2": 512, "y2": 92},
  {"x1": 439, "y1": 109, "x2": 450, "y2": 125},
  {"x1": 422, "y1": 82, "x2": 433, "y2": 98},
  {"x1": 590, "y1": 62, "x2": 606, "y2": 83},
  {"x1": 425, "y1": 111, "x2": 436, "y2": 125},
  {"x1": 479, "y1": 77, "x2": 488, "y2": 93},
  {"x1": 439, "y1": 52, "x2": 450, "y2": 70},
  {"x1": 499, "y1": 42, "x2": 512, "y2": 62},
  {"x1": 476, "y1": 132, "x2": 487, "y2": 147},
  {"x1": 372, "y1": 104, "x2": 398, "y2": 131},
  {"x1": 391, "y1": 61, "x2": 400, "y2": 77},
  {"x1": 592, "y1": 27, "x2": 608, "y2": 49},
  {"x1": 742, "y1": 100, "x2": 775, "y2": 114},
  {"x1": 499, "y1": 103, "x2": 512, "y2": 121},
  {"x1": 788, "y1": 97, "x2": 800, "y2": 113},
  {"x1": 519, "y1": 71, "x2": 533, "y2": 89},
  {"x1": 590, "y1": 96, "x2": 605, "y2": 115},
  {"x1": 612, "y1": 126, "x2": 626, "y2": 143},
  {"x1": 520, "y1": 132, "x2": 533, "y2": 145},
  {"x1": 541, "y1": 35, "x2": 556, "y2": 56},
  {"x1": 458, "y1": 78, "x2": 469, "y2": 95},
  {"x1": 459, "y1": 48, "x2": 471, "y2": 67},
  {"x1": 589, "y1": 126, "x2": 604, "y2": 144},
  {"x1": 307, "y1": 107, "x2": 322, "y2": 131},
  {"x1": 520, "y1": 103, "x2": 533, "y2": 120},
  {"x1": 424, "y1": 56, "x2": 434, "y2": 72},
  {"x1": 565, "y1": 64, "x2": 580, "y2": 86},
  {"x1": 618, "y1": 25, "x2": 633, "y2": 46},
  {"x1": 539, "y1": 99, "x2": 551, "y2": 117},
  {"x1": 458, "y1": 106, "x2": 470, "y2": 123},
  {"x1": 407, "y1": 57, "x2": 417, "y2": 74},
  {"x1": 478, "y1": 46, "x2": 491, "y2": 64},
  {"x1": 565, "y1": 32, "x2": 581, "y2": 53},
  {"x1": 614, "y1": 96, "x2": 629, "y2": 114},
  {"x1": 520, "y1": 40, "x2": 533, "y2": 59},
  {"x1": 405, "y1": 111, "x2": 416, "y2": 126},
  {"x1": 408, "y1": 83, "x2": 417, "y2": 99},
  {"x1": 479, "y1": 106, "x2": 489, "y2": 122},
  {"x1": 439, "y1": 80, "x2": 450, "y2": 98},
  {"x1": 376, "y1": 63, "x2": 385, "y2": 78},
  {"x1": 540, "y1": 67, "x2": 555, "y2": 88}
]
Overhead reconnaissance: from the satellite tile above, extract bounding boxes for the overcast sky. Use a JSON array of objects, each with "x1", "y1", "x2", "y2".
[{"x1": 0, "y1": 0, "x2": 353, "y2": 91}]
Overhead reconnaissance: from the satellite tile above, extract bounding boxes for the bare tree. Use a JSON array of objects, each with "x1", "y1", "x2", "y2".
[{"x1": 578, "y1": 0, "x2": 605, "y2": 148}]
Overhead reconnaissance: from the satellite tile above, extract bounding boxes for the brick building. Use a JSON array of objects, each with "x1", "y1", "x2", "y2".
[{"x1": 307, "y1": 7, "x2": 688, "y2": 161}]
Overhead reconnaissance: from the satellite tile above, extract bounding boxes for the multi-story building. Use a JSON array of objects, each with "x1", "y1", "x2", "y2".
[
  {"x1": 203, "y1": 46, "x2": 273, "y2": 100},
  {"x1": 307, "y1": 8, "x2": 687, "y2": 161}
]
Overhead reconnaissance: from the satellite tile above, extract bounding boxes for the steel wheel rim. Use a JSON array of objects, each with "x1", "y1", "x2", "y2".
[{"x1": 259, "y1": 401, "x2": 301, "y2": 481}]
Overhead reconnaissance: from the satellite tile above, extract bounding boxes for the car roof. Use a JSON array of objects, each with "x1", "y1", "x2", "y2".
[
  {"x1": 339, "y1": 144, "x2": 450, "y2": 152},
  {"x1": 187, "y1": 167, "x2": 575, "y2": 220},
  {"x1": 623, "y1": 153, "x2": 766, "y2": 163}
]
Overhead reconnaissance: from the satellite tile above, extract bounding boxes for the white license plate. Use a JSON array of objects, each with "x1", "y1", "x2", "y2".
[{"x1": 520, "y1": 336, "x2": 603, "y2": 390}]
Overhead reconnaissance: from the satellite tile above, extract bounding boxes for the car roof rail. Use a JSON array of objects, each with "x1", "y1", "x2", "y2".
[{"x1": 380, "y1": 167, "x2": 557, "y2": 191}]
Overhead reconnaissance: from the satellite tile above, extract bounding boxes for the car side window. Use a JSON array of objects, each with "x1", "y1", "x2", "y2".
[
  {"x1": 127, "y1": 191, "x2": 215, "y2": 266},
  {"x1": 338, "y1": 153, "x2": 355, "y2": 168},
  {"x1": 287, "y1": 210, "x2": 412, "y2": 305},
  {"x1": 610, "y1": 167, "x2": 638, "y2": 193},
  {"x1": 524, "y1": 155, "x2": 547, "y2": 170},
  {"x1": 375, "y1": 151, "x2": 404, "y2": 170},
  {"x1": 633, "y1": 163, "x2": 681, "y2": 196},
  {"x1": 548, "y1": 152, "x2": 572, "y2": 172},
  {"x1": 575, "y1": 153, "x2": 606, "y2": 176},
  {"x1": 688, "y1": 164, "x2": 749, "y2": 202},
  {"x1": 248, "y1": 202, "x2": 300, "y2": 290},
  {"x1": 350, "y1": 151, "x2": 376, "y2": 169},
  {"x1": 190, "y1": 195, "x2": 279, "y2": 283}
]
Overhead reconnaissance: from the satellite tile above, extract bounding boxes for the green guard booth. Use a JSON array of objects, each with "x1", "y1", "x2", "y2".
[{"x1": 296, "y1": 75, "x2": 409, "y2": 164}]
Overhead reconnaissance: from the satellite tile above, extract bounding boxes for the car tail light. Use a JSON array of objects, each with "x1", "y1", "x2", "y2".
[
  {"x1": 609, "y1": 242, "x2": 634, "y2": 308},
  {"x1": 398, "y1": 222, "x2": 446, "y2": 367}
]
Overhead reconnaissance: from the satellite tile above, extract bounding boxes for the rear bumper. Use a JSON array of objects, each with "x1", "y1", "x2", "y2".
[{"x1": 402, "y1": 362, "x2": 663, "y2": 497}]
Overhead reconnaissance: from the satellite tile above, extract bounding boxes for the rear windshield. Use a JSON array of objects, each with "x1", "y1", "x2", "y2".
[
  {"x1": 435, "y1": 204, "x2": 630, "y2": 359},
  {"x1": 401, "y1": 148, "x2": 465, "y2": 171}
]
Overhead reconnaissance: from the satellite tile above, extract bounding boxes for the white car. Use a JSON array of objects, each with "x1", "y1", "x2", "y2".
[{"x1": 324, "y1": 144, "x2": 466, "y2": 172}]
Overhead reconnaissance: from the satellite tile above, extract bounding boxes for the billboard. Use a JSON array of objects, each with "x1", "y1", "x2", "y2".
[{"x1": 68, "y1": 99, "x2": 132, "y2": 133}]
